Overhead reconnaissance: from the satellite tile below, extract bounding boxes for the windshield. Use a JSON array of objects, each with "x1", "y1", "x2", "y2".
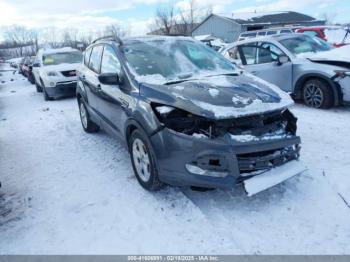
[
  {"x1": 279, "y1": 35, "x2": 333, "y2": 55},
  {"x1": 122, "y1": 38, "x2": 235, "y2": 84},
  {"x1": 43, "y1": 51, "x2": 82, "y2": 66}
]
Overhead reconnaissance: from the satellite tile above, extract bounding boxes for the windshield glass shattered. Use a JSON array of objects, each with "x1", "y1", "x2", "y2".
[
  {"x1": 122, "y1": 37, "x2": 236, "y2": 84},
  {"x1": 279, "y1": 35, "x2": 332, "y2": 55}
]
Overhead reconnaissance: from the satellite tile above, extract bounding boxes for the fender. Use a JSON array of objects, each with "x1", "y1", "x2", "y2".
[
  {"x1": 124, "y1": 118, "x2": 152, "y2": 145},
  {"x1": 294, "y1": 73, "x2": 341, "y2": 106}
]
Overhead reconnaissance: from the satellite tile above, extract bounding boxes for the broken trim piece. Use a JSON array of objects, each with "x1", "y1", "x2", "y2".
[{"x1": 243, "y1": 160, "x2": 307, "y2": 197}]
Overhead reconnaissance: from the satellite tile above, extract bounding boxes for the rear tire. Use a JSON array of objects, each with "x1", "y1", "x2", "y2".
[
  {"x1": 78, "y1": 98, "x2": 100, "y2": 133},
  {"x1": 129, "y1": 129, "x2": 163, "y2": 191},
  {"x1": 302, "y1": 79, "x2": 333, "y2": 109}
]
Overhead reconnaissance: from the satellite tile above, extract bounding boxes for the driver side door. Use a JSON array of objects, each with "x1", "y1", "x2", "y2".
[
  {"x1": 97, "y1": 44, "x2": 125, "y2": 137},
  {"x1": 238, "y1": 42, "x2": 293, "y2": 92}
]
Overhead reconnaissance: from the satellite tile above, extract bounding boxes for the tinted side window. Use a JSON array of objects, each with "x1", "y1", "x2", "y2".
[
  {"x1": 267, "y1": 31, "x2": 277, "y2": 35},
  {"x1": 101, "y1": 45, "x2": 121, "y2": 74},
  {"x1": 303, "y1": 31, "x2": 319, "y2": 38},
  {"x1": 257, "y1": 42, "x2": 285, "y2": 64},
  {"x1": 240, "y1": 44, "x2": 258, "y2": 65},
  {"x1": 257, "y1": 31, "x2": 267, "y2": 36},
  {"x1": 280, "y1": 29, "x2": 292, "y2": 34},
  {"x1": 89, "y1": 45, "x2": 103, "y2": 73},
  {"x1": 84, "y1": 48, "x2": 92, "y2": 66},
  {"x1": 227, "y1": 46, "x2": 240, "y2": 60}
]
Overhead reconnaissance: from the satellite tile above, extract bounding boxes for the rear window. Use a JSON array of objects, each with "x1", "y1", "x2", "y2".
[
  {"x1": 241, "y1": 32, "x2": 257, "y2": 38},
  {"x1": 280, "y1": 29, "x2": 292, "y2": 34},
  {"x1": 267, "y1": 31, "x2": 277, "y2": 35}
]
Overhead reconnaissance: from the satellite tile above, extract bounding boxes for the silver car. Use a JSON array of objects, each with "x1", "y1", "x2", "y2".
[{"x1": 221, "y1": 34, "x2": 350, "y2": 108}]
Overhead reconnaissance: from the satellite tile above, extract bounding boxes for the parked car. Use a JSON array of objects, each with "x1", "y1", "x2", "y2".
[
  {"x1": 221, "y1": 34, "x2": 350, "y2": 108},
  {"x1": 238, "y1": 27, "x2": 295, "y2": 41},
  {"x1": 296, "y1": 26, "x2": 350, "y2": 47},
  {"x1": 18, "y1": 57, "x2": 26, "y2": 75},
  {"x1": 21, "y1": 56, "x2": 35, "y2": 84},
  {"x1": 32, "y1": 47, "x2": 82, "y2": 100},
  {"x1": 77, "y1": 35, "x2": 305, "y2": 195},
  {"x1": 194, "y1": 35, "x2": 227, "y2": 51}
]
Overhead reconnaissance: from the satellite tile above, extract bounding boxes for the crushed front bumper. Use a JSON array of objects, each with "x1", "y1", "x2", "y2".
[
  {"x1": 150, "y1": 127, "x2": 302, "y2": 193},
  {"x1": 336, "y1": 77, "x2": 350, "y2": 104}
]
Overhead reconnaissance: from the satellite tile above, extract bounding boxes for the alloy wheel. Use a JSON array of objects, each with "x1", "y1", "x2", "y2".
[
  {"x1": 132, "y1": 138, "x2": 151, "y2": 182},
  {"x1": 79, "y1": 102, "x2": 88, "y2": 129},
  {"x1": 304, "y1": 83, "x2": 324, "y2": 108}
]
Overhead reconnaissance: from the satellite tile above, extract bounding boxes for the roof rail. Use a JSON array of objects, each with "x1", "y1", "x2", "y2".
[{"x1": 92, "y1": 35, "x2": 123, "y2": 45}]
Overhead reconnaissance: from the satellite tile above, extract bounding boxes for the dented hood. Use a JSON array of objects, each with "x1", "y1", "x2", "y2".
[
  {"x1": 301, "y1": 45, "x2": 350, "y2": 64},
  {"x1": 140, "y1": 73, "x2": 293, "y2": 119}
]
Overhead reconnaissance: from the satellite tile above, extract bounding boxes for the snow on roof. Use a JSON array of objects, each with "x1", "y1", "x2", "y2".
[
  {"x1": 194, "y1": 35, "x2": 214, "y2": 41},
  {"x1": 216, "y1": 11, "x2": 318, "y2": 25},
  {"x1": 223, "y1": 11, "x2": 289, "y2": 21}
]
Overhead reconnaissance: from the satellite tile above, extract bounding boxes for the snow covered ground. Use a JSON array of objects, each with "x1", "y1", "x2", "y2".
[{"x1": 0, "y1": 63, "x2": 350, "y2": 254}]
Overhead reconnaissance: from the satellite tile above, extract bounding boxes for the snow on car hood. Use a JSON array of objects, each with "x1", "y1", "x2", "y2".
[
  {"x1": 42, "y1": 63, "x2": 82, "y2": 73},
  {"x1": 140, "y1": 73, "x2": 293, "y2": 119},
  {"x1": 298, "y1": 45, "x2": 350, "y2": 62}
]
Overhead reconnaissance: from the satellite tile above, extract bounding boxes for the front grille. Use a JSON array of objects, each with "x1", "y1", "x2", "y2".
[
  {"x1": 56, "y1": 81, "x2": 77, "y2": 90},
  {"x1": 61, "y1": 70, "x2": 77, "y2": 77},
  {"x1": 237, "y1": 145, "x2": 300, "y2": 173}
]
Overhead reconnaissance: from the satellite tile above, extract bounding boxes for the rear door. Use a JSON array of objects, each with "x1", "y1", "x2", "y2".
[
  {"x1": 238, "y1": 42, "x2": 293, "y2": 92},
  {"x1": 80, "y1": 45, "x2": 103, "y2": 114}
]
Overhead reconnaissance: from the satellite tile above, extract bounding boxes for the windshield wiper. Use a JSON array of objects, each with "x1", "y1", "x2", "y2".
[
  {"x1": 164, "y1": 78, "x2": 196, "y2": 85},
  {"x1": 204, "y1": 72, "x2": 240, "y2": 78}
]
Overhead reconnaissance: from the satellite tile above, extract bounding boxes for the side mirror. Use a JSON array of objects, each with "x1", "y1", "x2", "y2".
[
  {"x1": 277, "y1": 55, "x2": 289, "y2": 65},
  {"x1": 98, "y1": 73, "x2": 120, "y2": 85},
  {"x1": 32, "y1": 63, "x2": 40, "y2": 67}
]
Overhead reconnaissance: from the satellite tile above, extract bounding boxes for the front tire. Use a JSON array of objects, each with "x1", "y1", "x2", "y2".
[
  {"x1": 78, "y1": 98, "x2": 100, "y2": 133},
  {"x1": 129, "y1": 129, "x2": 163, "y2": 191},
  {"x1": 302, "y1": 79, "x2": 333, "y2": 109},
  {"x1": 43, "y1": 86, "x2": 52, "y2": 101},
  {"x1": 35, "y1": 80, "x2": 43, "y2": 92}
]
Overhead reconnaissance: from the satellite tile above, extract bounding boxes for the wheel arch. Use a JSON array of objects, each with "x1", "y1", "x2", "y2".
[
  {"x1": 125, "y1": 119, "x2": 146, "y2": 151},
  {"x1": 294, "y1": 73, "x2": 341, "y2": 106}
]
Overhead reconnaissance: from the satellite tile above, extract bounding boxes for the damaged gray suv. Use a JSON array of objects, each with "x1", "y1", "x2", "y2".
[{"x1": 77, "y1": 36, "x2": 306, "y2": 196}]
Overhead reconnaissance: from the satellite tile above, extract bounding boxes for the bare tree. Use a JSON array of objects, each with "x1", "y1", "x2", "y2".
[
  {"x1": 150, "y1": 0, "x2": 213, "y2": 36},
  {"x1": 104, "y1": 24, "x2": 128, "y2": 38},
  {"x1": 177, "y1": 0, "x2": 213, "y2": 35},
  {"x1": 321, "y1": 12, "x2": 337, "y2": 25},
  {"x1": 152, "y1": 3, "x2": 176, "y2": 35},
  {"x1": 3, "y1": 25, "x2": 38, "y2": 56}
]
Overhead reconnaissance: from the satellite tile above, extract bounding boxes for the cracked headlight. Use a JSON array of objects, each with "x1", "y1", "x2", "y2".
[
  {"x1": 334, "y1": 70, "x2": 350, "y2": 78},
  {"x1": 151, "y1": 103, "x2": 214, "y2": 138}
]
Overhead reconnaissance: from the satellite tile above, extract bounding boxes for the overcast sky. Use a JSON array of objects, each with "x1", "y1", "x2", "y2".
[{"x1": 0, "y1": 0, "x2": 349, "y2": 37}]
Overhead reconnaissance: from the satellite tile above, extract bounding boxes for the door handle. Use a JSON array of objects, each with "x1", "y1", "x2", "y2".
[{"x1": 251, "y1": 71, "x2": 257, "y2": 75}]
